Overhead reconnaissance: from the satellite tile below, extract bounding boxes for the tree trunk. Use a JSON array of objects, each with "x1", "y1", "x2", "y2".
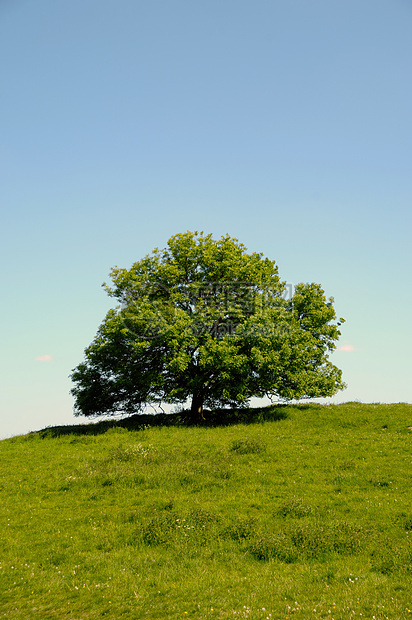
[{"x1": 190, "y1": 391, "x2": 204, "y2": 422}]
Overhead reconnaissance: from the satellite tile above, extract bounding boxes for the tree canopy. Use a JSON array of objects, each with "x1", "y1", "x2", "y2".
[{"x1": 71, "y1": 231, "x2": 346, "y2": 420}]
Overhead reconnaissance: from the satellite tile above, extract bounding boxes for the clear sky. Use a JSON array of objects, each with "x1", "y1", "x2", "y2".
[{"x1": 1, "y1": 0, "x2": 411, "y2": 439}]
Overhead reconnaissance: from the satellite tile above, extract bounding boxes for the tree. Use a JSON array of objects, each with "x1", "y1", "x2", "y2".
[{"x1": 70, "y1": 231, "x2": 346, "y2": 420}]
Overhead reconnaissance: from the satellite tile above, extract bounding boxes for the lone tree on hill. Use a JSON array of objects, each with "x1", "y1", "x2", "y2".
[{"x1": 71, "y1": 231, "x2": 346, "y2": 420}]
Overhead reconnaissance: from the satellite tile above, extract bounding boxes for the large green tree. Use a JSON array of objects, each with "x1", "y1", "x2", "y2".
[{"x1": 71, "y1": 231, "x2": 346, "y2": 420}]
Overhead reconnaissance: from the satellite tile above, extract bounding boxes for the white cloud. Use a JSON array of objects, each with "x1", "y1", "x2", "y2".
[
  {"x1": 337, "y1": 344, "x2": 355, "y2": 352},
  {"x1": 34, "y1": 354, "x2": 54, "y2": 362}
]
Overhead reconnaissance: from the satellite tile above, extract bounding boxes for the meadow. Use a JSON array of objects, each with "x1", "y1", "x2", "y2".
[{"x1": 1, "y1": 402, "x2": 411, "y2": 619}]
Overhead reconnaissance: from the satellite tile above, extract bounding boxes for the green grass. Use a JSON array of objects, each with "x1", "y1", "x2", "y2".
[{"x1": 1, "y1": 402, "x2": 412, "y2": 619}]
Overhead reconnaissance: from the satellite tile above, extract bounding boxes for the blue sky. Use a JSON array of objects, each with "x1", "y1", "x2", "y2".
[{"x1": 1, "y1": 0, "x2": 411, "y2": 439}]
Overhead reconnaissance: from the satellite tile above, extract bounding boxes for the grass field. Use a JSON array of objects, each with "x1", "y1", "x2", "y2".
[{"x1": 1, "y1": 402, "x2": 412, "y2": 619}]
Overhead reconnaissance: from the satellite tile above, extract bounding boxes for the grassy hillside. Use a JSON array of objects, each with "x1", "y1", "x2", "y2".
[{"x1": 1, "y1": 403, "x2": 412, "y2": 619}]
